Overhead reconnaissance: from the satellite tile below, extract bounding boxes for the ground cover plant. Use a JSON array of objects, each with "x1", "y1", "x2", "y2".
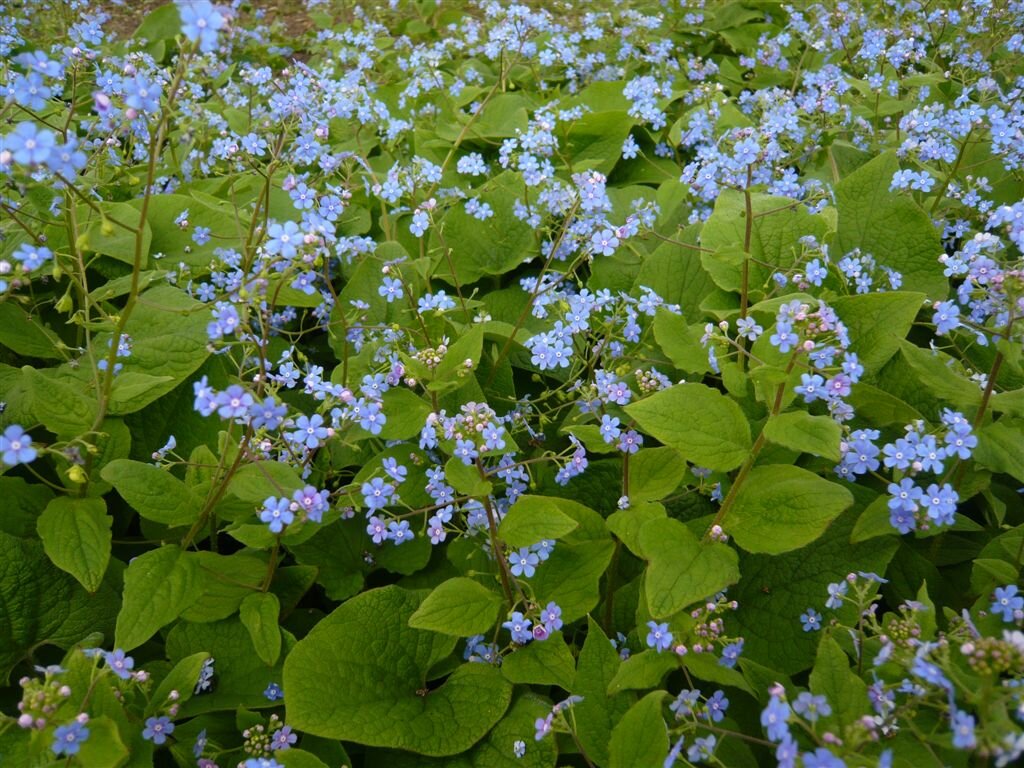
[{"x1": 2, "y1": 0, "x2": 1024, "y2": 765}]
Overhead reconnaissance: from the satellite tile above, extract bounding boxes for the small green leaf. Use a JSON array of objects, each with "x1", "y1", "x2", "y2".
[
  {"x1": 166, "y1": 618, "x2": 294, "y2": 715},
  {"x1": 627, "y1": 447, "x2": 685, "y2": 503},
  {"x1": 834, "y1": 151, "x2": 946, "y2": 298},
  {"x1": 809, "y1": 635, "x2": 869, "y2": 728},
  {"x1": 572, "y1": 619, "x2": 631, "y2": 766},
  {"x1": 608, "y1": 691, "x2": 668, "y2": 768},
  {"x1": 408, "y1": 577, "x2": 503, "y2": 637},
  {"x1": 147, "y1": 651, "x2": 210, "y2": 716},
  {"x1": 23, "y1": 366, "x2": 98, "y2": 437},
  {"x1": 116, "y1": 545, "x2": 200, "y2": 651},
  {"x1": 228, "y1": 460, "x2": 306, "y2": 503},
  {"x1": 502, "y1": 632, "x2": 576, "y2": 690},
  {"x1": 831, "y1": 292, "x2": 925, "y2": 373},
  {"x1": 653, "y1": 309, "x2": 712, "y2": 374},
  {"x1": 444, "y1": 457, "x2": 493, "y2": 497},
  {"x1": 101, "y1": 459, "x2": 198, "y2": 526},
  {"x1": 625, "y1": 383, "x2": 751, "y2": 471},
  {"x1": 607, "y1": 650, "x2": 679, "y2": 694},
  {"x1": 37, "y1": 497, "x2": 111, "y2": 592},
  {"x1": 499, "y1": 496, "x2": 581, "y2": 548},
  {"x1": 285, "y1": 586, "x2": 512, "y2": 755},
  {"x1": 897, "y1": 341, "x2": 982, "y2": 410},
  {"x1": 637, "y1": 517, "x2": 740, "y2": 619},
  {"x1": 531, "y1": 540, "x2": 614, "y2": 622},
  {"x1": 850, "y1": 496, "x2": 895, "y2": 543},
  {"x1": 74, "y1": 715, "x2": 129, "y2": 768},
  {"x1": 763, "y1": 411, "x2": 842, "y2": 461},
  {"x1": 378, "y1": 388, "x2": 431, "y2": 440},
  {"x1": 240, "y1": 592, "x2": 282, "y2": 666},
  {"x1": 727, "y1": 465, "x2": 854, "y2": 554},
  {"x1": 973, "y1": 419, "x2": 1024, "y2": 484}
]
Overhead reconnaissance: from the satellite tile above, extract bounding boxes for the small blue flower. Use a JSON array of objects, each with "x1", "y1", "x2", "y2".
[
  {"x1": 800, "y1": 609, "x2": 823, "y2": 632},
  {"x1": 646, "y1": 621, "x2": 673, "y2": 652},
  {"x1": 52, "y1": 719, "x2": 90, "y2": 756},
  {"x1": 142, "y1": 715, "x2": 175, "y2": 745},
  {"x1": 951, "y1": 710, "x2": 976, "y2": 749},
  {"x1": 992, "y1": 585, "x2": 1024, "y2": 623},
  {"x1": 504, "y1": 612, "x2": 533, "y2": 644},
  {"x1": 264, "y1": 682, "x2": 284, "y2": 701}
]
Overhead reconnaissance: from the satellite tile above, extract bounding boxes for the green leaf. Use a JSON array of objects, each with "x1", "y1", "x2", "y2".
[
  {"x1": 80, "y1": 201, "x2": 151, "y2": 267},
  {"x1": 637, "y1": 517, "x2": 740, "y2": 619},
  {"x1": 278, "y1": 750, "x2": 330, "y2": 768},
  {"x1": 112, "y1": 285, "x2": 211, "y2": 412},
  {"x1": 0, "y1": 302, "x2": 62, "y2": 359},
  {"x1": 0, "y1": 530, "x2": 119, "y2": 680},
  {"x1": 564, "y1": 111, "x2": 634, "y2": 175},
  {"x1": 23, "y1": 366, "x2": 98, "y2": 437},
  {"x1": 809, "y1": 635, "x2": 869, "y2": 728},
  {"x1": 502, "y1": 632, "x2": 576, "y2": 690},
  {"x1": 973, "y1": 419, "x2": 1024, "y2": 484},
  {"x1": 429, "y1": 325, "x2": 484, "y2": 393},
  {"x1": 572, "y1": 619, "x2": 631, "y2": 766},
  {"x1": 378, "y1": 388, "x2": 431, "y2": 440},
  {"x1": 408, "y1": 577, "x2": 503, "y2": 637},
  {"x1": 634, "y1": 237, "x2": 718, "y2": 318},
  {"x1": 444, "y1": 457, "x2": 493, "y2": 497},
  {"x1": 850, "y1": 496, "x2": 895, "y2": 543},
  {"x1": 608, "y1": 691, "x2": 668, "y2": 768},
  {"x1": 627, "y1": 447, "x2": 685, "y2": 503},
  {"x1": 727, "y1": 465, "x2": 853, "y2": 554},
  {"x1": 625, "y1": 383, "x2": 751, "y2": 471},
  {"x1": 897, "y1": 340, "x2": 982, "y2": 410},
  {"x1": 607, "y1": 502, "x2": 666, "y2": 554},
  {"x1": 831, "y1": 292, "x2": 925, "y2": 373},
  {"x1": 227, "y1": 460, "x2": 306, "y2": 503},
  {"x1": 531, "y1": 540, "x2": 615, "y2": 622},
  {"x1": 730, "y1": 499, "x2": 900, "y2": 674},
  {"x1": 166, "y1": 618, "x2": 294, "y2": 715},
  {"x1": 653, "y1": 309, "x2": 712, "y2": 375},
  {"x1": 239, "y1": 592, "x2": 282, "y2": 666},
  {"x1": 763, "y1": 411, "x2": 842, "y2": 461},
  {"x1": 700, "y1": 190, "x2": 830, "y2": 296},
  {"x1": 0, "y1": 476, "x2": 53, "y2": 538},
  {"x1": 834, "y1": 151, "x2": 946, "y2": 298},
  {"x1": 74, "y1": 715, "x2": 129, "y2": 768},
  {"x1": 499, "y1": 495, "x2": 581, "y2": 548},
  {"x1": 436, "y1": 172, "x2": 535, "y2": 285},
  {"x1": 181, "y1": 552, "x2": 265, "y2": 622},
  {"x1": 607, "y1": 650, "x2": 679, "y2": 694},
  {"x1": 101, "y1": 459, "x2": 198, "y2": 526},
  {"x1": 115, "y1": 545, "x2": 200, "y2": 651},
  {"x1": 285, "y1": 586, "x2": 512, "y2": 755},
  {"x1": 148, "y1": 652, "x2": 210, "y2": 716},
  {"x1": 37, "y1": 497, "x2": 111, "y2": 592}
]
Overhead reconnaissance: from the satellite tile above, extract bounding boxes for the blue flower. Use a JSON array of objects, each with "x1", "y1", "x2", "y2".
[
  {"x1": 800, "y1": 609, "x2": 823, "y2": 632},
  {"x1": 792, "y1": 692, "x2": 832, "y2": 722},
  {"x1": 387, "y1": 519, "x2": 413, "y2": 544},
  {"x1": 361, "y1": 477, "x2": 394, "y2": 511},
  {"x1": 719, "y1": 639, "x2": 743, "y2": 668},
  {"x1": 646, "y1": 621, "x2": 673, "y2": 652},
  {"x1": 760, "y1": 694, "x2": 791, "y2": 742},
  {"x1": 104, "y1": 649, "x2": 135, "y2": 680},
  {"x1": 1, "y1": 425, "x2": 37, "y2": 466},
  {"x1": 178, "y1": 0, "x2": 225, "y2": 52},
  {"x1": 3, "y1": 122, "x2": 56, "y2": 166},
  {"x1": 52, "y1": 719, "x2": 90, "y2": 756},
  {"x1": 142, "y1": 715, "x2": 175, "y2": 745},
  {"x1": 260, "y1": 497, "x2": 294, "y2": 534},
  {"x1": 504, "y1": 612, "x2": 533, "y2": 644},
  {"x1": 992, "y1": 585, "x2": 1024, "y2": 622},
  {"x1": 951, "y1": 710, "x2": 976, "y2": 749},
  {"x1": 802, "y1": 747, "x2": 846, "y2": 767},
  {"x1": 509, "y1": 548, "x2": 539, "y2": 578}
]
